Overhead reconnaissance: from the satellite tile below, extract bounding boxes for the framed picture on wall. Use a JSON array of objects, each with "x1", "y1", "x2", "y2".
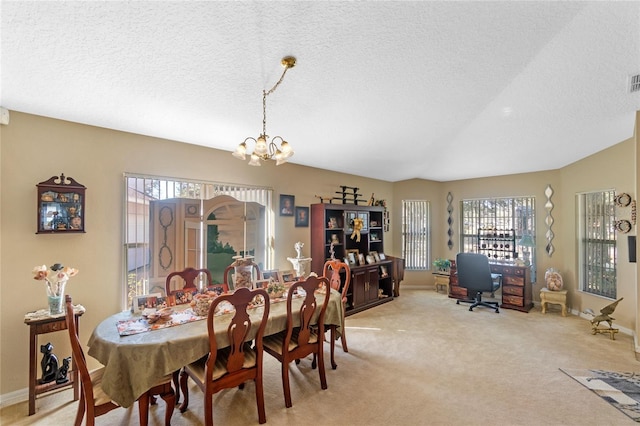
[
  {"x1": 280, "y1": 194, "x2": 294, "y2": 216},
  {"x1": 295, "y1": 206, "x2": 309, "y2": 227}
]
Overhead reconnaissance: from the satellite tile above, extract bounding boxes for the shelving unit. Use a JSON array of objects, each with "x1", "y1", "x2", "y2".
[
  {"x1": 311, "y1": 203, "x2": 393, "y2": 315},
  {"x1": 477, "y1": 228, "x2": 517, "y2": 261}
]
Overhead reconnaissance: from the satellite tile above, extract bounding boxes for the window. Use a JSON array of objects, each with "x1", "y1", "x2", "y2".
[
  {"x1": 124, "y1": 174, "x2": 273, "y2": 309},
  {"x1": 401, "y1": 200, "x2": 430, "y2": 270},
  {"x1": 460, "y1": 196, "x2": 536, "y2": 280},
  {"x1": 577, "y1": 190, "x2": 617, "y2": 299}
]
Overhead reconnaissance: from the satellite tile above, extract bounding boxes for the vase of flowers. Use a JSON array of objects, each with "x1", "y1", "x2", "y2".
[{"x1": 32, "y1": 263, "x2": 79, "y2": 315}]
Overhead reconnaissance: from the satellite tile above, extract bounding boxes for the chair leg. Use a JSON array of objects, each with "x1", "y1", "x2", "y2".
[
  {"x1": 74, "y1": 388, "x2": 86, "y2": 426},
  {"x1": 340, "y1": 327, "x2": 348, "y2": 353},
  {"x1": 317, "y1": 346, "x2": 328, "y2": 390},
  {"x1": 255, "y1": 376, "x2": 267, "y2": 424},
  {"x1": 330, "y1": 326, "x2": 338, "y2": 370},
  {"x1": 282, "y1": 362, "x2": 292, "y2": 408},
  {"x1": 178, "y1": 370, "x2": 190, "y2": 413},
  {"x1": 138, "y1": 392, "x2": 150, "y2": 426},
  {"x1": 172, "y1": 369, "x2": 181, "y2": 404},
  {"x1": 157, "y1": 383, "x2": 175, "y2": 426},
  {"x1": 204, "y1": 391, "x2": 213, "y2": 426},
  {"x1": 340, "y1": 306, "x2": 348, "y2": 353}
]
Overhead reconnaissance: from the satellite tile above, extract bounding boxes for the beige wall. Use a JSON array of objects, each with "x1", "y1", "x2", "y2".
[
  {"x1": 558, "y1": 137, "x2": 637, "y2": 330},
  {"x1": 393, "y1": 137, "x2": 637, "y2": 334},
  {"x1": 0, "y1": 112, "x2": 394, "y2": 398},
  {"x1": 1, "y1": 110, "x2": 638, "y2": 400}
]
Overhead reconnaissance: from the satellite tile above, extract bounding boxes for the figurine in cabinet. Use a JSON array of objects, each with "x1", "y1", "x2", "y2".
[{"x1": 36, "y1": 174, "x2": 86, "y2": 233}]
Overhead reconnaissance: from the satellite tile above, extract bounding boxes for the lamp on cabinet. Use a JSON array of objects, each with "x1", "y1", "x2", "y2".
[{"x1": 518, "y1": 234, "x2": 535, "y2": 266}]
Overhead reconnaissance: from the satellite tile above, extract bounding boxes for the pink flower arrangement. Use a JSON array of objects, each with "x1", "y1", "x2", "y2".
[{"x1": 32, "y1": 263, "x2": 79, "y2": 297}]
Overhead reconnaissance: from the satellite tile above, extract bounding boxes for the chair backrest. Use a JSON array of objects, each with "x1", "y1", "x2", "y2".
[
  {"x1": 65, "y1": 295, "x2": 95, "y2": 410},
  {"x1": 284, "y1": 275, "x2": 331, "y2": 349},
  {"x1": 223, "y1": 261, "x2": 261, "y2": 290},
  {"x1": 455, "y1": 253, "x2": 495, "y2": 292},
  {"x1": 205, "y1": 287, "x2": 270, "y2": 380},
  {"x1": 322, "y1": 259, "x2": 351, "y2": 303},
  {"x1": 165, "y1": 267, "x2": 212, "y2": 295}
]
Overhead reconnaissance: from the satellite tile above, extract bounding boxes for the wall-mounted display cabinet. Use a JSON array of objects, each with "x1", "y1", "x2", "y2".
[{"x1": 36, "y1": 174, "x2": 86, "y2": 234}]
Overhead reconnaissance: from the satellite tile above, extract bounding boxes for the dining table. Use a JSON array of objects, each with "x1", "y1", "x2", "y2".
[{"x1": 87, "y1": 288, "x2": 344, "y2": 408}]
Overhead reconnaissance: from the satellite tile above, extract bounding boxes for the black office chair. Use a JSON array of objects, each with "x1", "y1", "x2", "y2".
[{"x1": 455, "y1": 253, "x2": 502, "y2": 313}]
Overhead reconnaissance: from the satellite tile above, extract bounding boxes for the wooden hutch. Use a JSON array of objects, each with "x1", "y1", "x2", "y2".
[{"x1": 311, "y1": 203, "x2": 395, "y2": 315}]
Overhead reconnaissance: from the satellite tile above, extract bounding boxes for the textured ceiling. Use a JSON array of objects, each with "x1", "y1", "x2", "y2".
[{"x1": 2, "y1": 1, "x2": 639, "y2": 182}]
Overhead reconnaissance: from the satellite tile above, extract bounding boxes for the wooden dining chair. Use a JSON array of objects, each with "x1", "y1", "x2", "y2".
[
  {"x1": 165, "y1": 267, "x2": 212, "y2": 295},
  {"x1": 64, "y1": 295, "x2": 175, "y2": 426},
  {"x1": 322, "y1": 259, "x2": 351, "y2": 369},
  {"x1": 165, "y1": 267, "x2": 213, "y2": 401},
  {"x1": 262, "y1": 275, "x2": 331, "y2": 408},
  {"x1": 178, "y1": 287, "x2": 270, "y2": 425}
]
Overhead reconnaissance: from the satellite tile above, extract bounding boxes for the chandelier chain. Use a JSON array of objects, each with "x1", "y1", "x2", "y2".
[{"x1": 262, "y1": 66, "x2": 291, "y2": 136}]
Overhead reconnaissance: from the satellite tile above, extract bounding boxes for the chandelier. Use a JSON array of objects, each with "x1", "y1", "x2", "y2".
[{"x1": 232, "y1": 56, "x2": 296, "y2": 166}]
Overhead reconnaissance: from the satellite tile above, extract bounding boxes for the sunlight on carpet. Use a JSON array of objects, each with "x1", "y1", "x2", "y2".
[{"x1": 561, "y1": 368, "x2": 640, "y2": 422}]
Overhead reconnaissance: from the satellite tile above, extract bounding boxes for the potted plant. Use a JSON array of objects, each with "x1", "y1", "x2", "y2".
[{"x1": 432, "y1": 258, "x2": 451, "y2": 273}]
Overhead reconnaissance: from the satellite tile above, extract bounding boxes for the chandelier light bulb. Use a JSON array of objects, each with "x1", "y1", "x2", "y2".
[
  {"x1": 280, "y1": 141, "x2": 293, "y2": 159},
  {"x1": 248, "y1": 153, "x2": 262, "y2": 166},
  {"x1": 232, "y1": 142, "x2": 247, "y2": 160},
  {"x1": 254, "y1": 135, "x2": 268, "y2": 156}
]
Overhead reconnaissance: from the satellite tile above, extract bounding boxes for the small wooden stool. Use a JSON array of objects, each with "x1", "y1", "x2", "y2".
[
  {"x1": 433, "y1": 273, "x2": 450, "y2": 294},
  {"x1": 540, "y1": 288, "x2": 568, "y2": 316}
]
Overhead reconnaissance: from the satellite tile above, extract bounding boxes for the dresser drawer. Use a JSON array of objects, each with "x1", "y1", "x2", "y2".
[
  {"x1": 450, "y1": 286, "x2": 467, "y2": 296},
  {"x1": 503, "y1": 294, "x2": 524, "y2": 306},
  {"x1": 503, "y1": 285, "x2": 524, "y2": 297},
  {"x1": 503, "y1": 275, "x2": 525, "y2": 286}
]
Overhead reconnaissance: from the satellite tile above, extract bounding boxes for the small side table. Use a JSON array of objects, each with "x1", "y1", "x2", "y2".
[
  {"x1": 433, "y1": 273, "x2": 450, "y2": 294},
  {"x1": 540, "y1": 288, "x2": 568, "y2": 316},
  {"x1": 24, "y1": 308, "x2": 84, "y2": 415}
]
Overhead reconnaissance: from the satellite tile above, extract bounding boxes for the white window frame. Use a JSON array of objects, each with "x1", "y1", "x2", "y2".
[
  {"x1": 460, "y1": 196, "x2": 536, "y2": 281},
  {"x1": 401, "y1": 200, "x2": 431, "y2": 270},
  {"x1": 577, "y1": 189, "x2": 617, "y2": 299},
  {"x1": 123, "y1": 173, "x2": 273, "y2": 309}
]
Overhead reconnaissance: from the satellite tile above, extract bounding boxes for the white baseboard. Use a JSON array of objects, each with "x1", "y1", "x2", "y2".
[{"x1": 0, "y1": 387, "x2": 28, "y2": 408}]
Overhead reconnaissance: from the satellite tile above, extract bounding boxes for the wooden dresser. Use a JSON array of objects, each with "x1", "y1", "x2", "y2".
[{"x1": 448, "y1": 260, "x2": 533, "y2": 312}]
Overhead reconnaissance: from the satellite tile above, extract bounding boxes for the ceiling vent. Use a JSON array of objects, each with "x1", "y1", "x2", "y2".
[{"x1": 630, "y1": 74, "x2": 640, "y2": 93}]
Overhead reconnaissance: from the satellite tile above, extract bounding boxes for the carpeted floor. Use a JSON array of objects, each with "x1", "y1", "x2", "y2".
[{"x1": 2, "y1": 287, "x2": 640, "y2": 425}]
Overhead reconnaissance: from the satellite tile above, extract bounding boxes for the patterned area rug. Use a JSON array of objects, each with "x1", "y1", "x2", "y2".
[{"x1": 561, "y1": 368, "x2": 640, "y2": 422}]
